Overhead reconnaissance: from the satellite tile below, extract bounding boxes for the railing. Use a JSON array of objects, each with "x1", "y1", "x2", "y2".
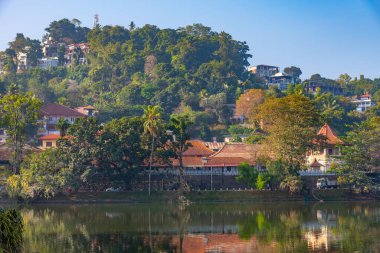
[{"x1": 299, "y1": 170, "x2": 337, "y2": 176}]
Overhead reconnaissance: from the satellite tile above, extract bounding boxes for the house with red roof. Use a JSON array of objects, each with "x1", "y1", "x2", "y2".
[
  {"x1": 306, "y1": 123, "x2": 345, "y2": 172},
  {"x1": 39, "y1": 103, "x2": 86, "y2": 136}
]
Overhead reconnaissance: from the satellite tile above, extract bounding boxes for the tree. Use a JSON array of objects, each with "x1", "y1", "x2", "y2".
[
  {"x1": 279, "y1": 175, "x2": 302, "y2": 194},
  {"x1": 0, "y1": 209, "x2": 23, "y2": 252},
  {"x1": 284, "y1": 66, "x2": 302, "y2": 82},
  {"x1": 56, "y1": 118, "x2": 70, "y2": 137},
  {"x1": 169, "y1": 114, "x2": 192, "y2": 201},
  {"x1": 235, "y1": 89, "x2": 265, "y2": 123},
  {"x1": 338, "y1": 73, "x2": 352, "y2": 87},
  {"x1": 236, "y1": 162, "x2": 258, "y2": 188},
  {"x1": 142, "y1": 105, "x2": 164, "y2": 196},
  {"x1": 255, "y1": 94, "x2": 320, "y2": 169},
  {"x1": 0, "y1": 92, "x2": 42, "y2": 173}
]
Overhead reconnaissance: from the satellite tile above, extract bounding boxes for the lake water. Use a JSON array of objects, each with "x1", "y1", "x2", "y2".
[{"x1": 18, "y1": 202, "x2": 380, "y2": 253}]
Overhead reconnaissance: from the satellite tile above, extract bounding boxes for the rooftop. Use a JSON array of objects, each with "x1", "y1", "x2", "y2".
[
  {"x1": 317, "y1": 123, "x2": 344, "y2": 145},
  {"x1": 40, "y1": 103, "x2": 86, "y2": 117}
]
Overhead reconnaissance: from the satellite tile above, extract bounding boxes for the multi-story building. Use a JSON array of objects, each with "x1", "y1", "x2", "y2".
[
  {"x1": 306, "y1": 123, "x2": 344, "y2": 172},
  {"x1": 248, "y1": 65, "x2": 279, "y2": 79},
  {"x1": 267, "y1": 72, "x2": 293, "y2": 90},
  {"x1": 351, "y1": 93, "x2": 376, "y2": 113},
  {"x1": 65, "y1": 43, "x2": 90, "y2": 65},
  {"x1": 303, "y1": 79, "x2": 342, "y2": 96},
  {"x1": 39, "y1": 103, "x2": 86, "y2": 136}
]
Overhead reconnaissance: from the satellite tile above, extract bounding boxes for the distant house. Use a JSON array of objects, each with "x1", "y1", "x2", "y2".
[
  {"x1": 351, "y1": 93, "x2": 376, "y2": 113},
  {"x1": 39, "y1": 103, "x2": 86, "y2": 136},
  {"x1": 16, "y1": 50, "x2": 29, "y2": 71},
  {"x1": 303, "y1": 78, "x2": 342, "y2": 96},
  {"x1": 39, "y1": 134, "x2": 71, "y2": 149},
  {"x1": 306, "y1": 123, "x2": 344, "y2": 172},
  {"x1": 38, "y1": 57, "x2": 59, "y2": 69},
  {"x1": 248, "y1": 65, "x2": 279, "y2": 79},
  {"x1": 75, "y1": 105, "x2": 97, "y2": 117},
  {"x1": 267, "y1": 72, "x2": 293, "y2": 90},
  {"x1": 0, "y1": 129, "x2": 7, "y2": 143},
  {"x1": 65, "y1": 43, "x2": 90, "y2": 65}
]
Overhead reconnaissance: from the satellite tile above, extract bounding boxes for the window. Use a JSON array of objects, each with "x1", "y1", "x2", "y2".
[
  {"x1": 46, "y1": 141, "x2": 53, "y2": 147},
  {"x1": 328, "y1": 148, "x2": 333, "y2": 155},
  {"x1": 0, "y1": 129, "x2": 4, "y2": 135},
  {"x1": 49, "y1": 117, "x2": 53, "y2": 121}
]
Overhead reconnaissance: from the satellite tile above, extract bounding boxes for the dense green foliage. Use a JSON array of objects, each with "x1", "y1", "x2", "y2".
[{"x1": 0, "y1": 208, "x2": 23, "y2": 252}]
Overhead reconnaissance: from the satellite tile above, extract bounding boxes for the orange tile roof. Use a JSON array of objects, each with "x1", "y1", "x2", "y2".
[
  {"x1": 39, "y1": 134, "x2": 61, "y2": 141},
  {"x1": 39, "y1": 134, "x2": 71, "y2": 141},
  {"x1": 182, "y1": 140, "x2": 214, "y2": 157},
  {"x1": 317, "y1": 123, "x2": 344, "y2": 145}
]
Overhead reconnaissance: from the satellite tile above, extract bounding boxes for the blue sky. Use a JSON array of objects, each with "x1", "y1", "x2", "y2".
[{"x1": 0, "y1": 0, "x2": 379, "y2": 79}]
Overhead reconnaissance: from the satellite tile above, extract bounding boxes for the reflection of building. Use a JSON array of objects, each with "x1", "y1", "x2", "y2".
[
  {"x1": 171, "y1": 234, "x2": 268, "y2": 253},
  {"x1": 351, "y1": 93, "x2": 376, "y2": 113},
  {"x1": 303, "y1": 210, "x2": 339, "y2": 252}
]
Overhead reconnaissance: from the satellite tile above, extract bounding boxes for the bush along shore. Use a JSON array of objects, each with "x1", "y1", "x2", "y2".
[{"x1": 0, "y1": 189, "x2": 378, "y2": 204}]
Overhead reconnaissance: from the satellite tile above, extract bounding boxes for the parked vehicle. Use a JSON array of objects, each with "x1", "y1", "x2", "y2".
[
  {"x1": 105, "y1": 187, "x2": 121, "y2": 192},
  {"x1": 316, "y1": 178, "x2": 338, "y2": 189}
]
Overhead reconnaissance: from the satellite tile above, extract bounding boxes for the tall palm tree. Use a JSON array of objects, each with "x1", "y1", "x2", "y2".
[
  {"x1": 143, "y1": 105, "x2": 163, "y2": 196},
  {"x1": 56, "y1": 118, "x2": 71, "y2": 137}
]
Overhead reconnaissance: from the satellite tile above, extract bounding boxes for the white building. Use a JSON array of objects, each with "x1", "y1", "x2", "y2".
[
  {"x1": 39, "y1": 103, "x2": 86, "y2": 136},
  {"x1": 351, "y1": 93, "x2": 376, "y2": 113},
  {"x1": 0, "y1": 129, "x2": 7, "y2": 143},
  {"x1": 38, "y1": 57, "x2": 59, "y2": 69},
  {"x1": 267, "y1": 72, "x2": 293, "y2": 90},
  {"x1": 248, "y1": 65, "x2": 279, "y2": 79}
]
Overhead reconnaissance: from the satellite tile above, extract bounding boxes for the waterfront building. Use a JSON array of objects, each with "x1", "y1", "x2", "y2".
[
  {"x1": 267, "y1": 72, "x2": 293, "y2": 90},
  {"x1": 248, "y1": 64, "x2": 279, "y2": 79}
]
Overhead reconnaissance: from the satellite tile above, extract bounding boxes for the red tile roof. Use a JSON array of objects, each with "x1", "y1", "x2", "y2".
[
  {"x1": 205, "y1": 156, "x2": 254, "y2": 167},
  {"x1": 182, "y1": 140, "x2": 214, "y2": 157},
  {"x1": 40, "y1": 103, "x2": 86, "y2": 117},
  {"x1": 317, "y1": 123, "x2": 344, "y2": 145},
  {"x1": 39, "y1": 134, "x2": 71, "y2": 141}
]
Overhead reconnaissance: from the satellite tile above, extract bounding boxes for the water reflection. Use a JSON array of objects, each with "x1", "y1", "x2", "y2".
[{"x1": 19, "y1": 202, "x2": 380, "y2": 252}]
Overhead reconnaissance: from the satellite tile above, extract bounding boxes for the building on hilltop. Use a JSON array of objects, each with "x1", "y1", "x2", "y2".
[
  {"x1": 303, "y1": 78, "x2": 343, "y2": 96},
  {"x1": 267, "y1": 72, "x2": 293, "y2": 90},
  {"x1": 351, "y1": 93, "x2": 376, "y2": 113},
  {"x1": 248, "y1": 65, "x2": 279, "y2": 79}
]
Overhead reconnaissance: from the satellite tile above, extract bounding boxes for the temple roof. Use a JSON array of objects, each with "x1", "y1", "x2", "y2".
[
  {"x1": 310, "y1": 158, "x2": 324, "y2": 168},
  {"x1": 317, "y1": 123, "x2": 344, "y2": 145},
  {"x1": 182, "y1": 140, "x2": 214, "y2": 157}
]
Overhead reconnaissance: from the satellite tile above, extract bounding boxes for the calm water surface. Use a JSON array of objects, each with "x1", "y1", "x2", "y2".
[{"x1": 18, "y1": 202, "x2": 380, "y2": 253}]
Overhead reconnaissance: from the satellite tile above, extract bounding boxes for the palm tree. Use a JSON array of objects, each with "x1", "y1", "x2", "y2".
[
  {"x1": 143, "y1": 105, "x2": 163, "y2": 196},
  {"x1": 56, "y1": 118, "x2": 70, "y2": 137}
]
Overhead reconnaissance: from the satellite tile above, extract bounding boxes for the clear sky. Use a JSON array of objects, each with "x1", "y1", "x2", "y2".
[{"x1": 0, "y1": 0, "x2": 379, "y2": 79}]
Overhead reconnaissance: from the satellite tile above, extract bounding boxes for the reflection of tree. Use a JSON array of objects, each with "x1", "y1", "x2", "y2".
[
  {"x1": 0, "y1": 208, "x2": 23, "y2": 252},
  {"x1": 237, "y1": 209, "x2": 308, "y2": 252}
]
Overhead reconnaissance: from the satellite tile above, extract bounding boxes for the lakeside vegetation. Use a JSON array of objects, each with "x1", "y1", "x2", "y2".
[{"x1": 0, "y1": 18, "x2": 380, "y2": 201}]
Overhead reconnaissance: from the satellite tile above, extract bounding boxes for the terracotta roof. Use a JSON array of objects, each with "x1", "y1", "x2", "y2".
[
  {"x1": 39, "y1": 134, "x2": 71, "y2": 141},
  {"x1": 310, "y1": 158, "x2": 324, "y2": 168},
  {"x1": 205, "y1": 156, "x2": 254, "y2": 167},
  {"x1": 40, "y1": 103, "x2": 86, "y2": 117},
  {"x1": 317, "y1": 123, "x2": 344, "y2": 145},
  {"x1": 39, "y1": 134, "x2": 61, "y2": 141},
  {"x1": 211, "y1": 143, "x2": 270, "y2": 162},
  {"x1": 182, "y1": 140, "x2": 214, "y2": 157}
]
